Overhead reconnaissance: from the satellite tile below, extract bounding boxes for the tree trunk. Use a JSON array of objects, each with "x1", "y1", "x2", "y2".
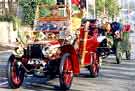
[
  {"x1": 2, "y1": 0, "x2": 5, "y2": 15},
  {"x1": 8, "y1": 0, "x2": 13, "y2": 15}
]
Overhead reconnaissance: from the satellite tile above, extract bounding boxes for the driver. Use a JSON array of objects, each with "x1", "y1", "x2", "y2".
[{"x1": 50, "y1": 6, "x2": 59, "y2": 16}]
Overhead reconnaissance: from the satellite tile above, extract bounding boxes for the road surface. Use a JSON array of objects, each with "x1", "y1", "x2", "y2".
[{"x1": 0, "y1": 33, "x2": 135, "y2": 91}]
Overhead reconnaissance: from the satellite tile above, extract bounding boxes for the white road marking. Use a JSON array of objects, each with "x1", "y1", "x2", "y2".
[
  {"x1": 0, "y1": 81, "x2": 8, "y2": 86},
  {"x1": 0, "y1": 77, "x2": 7, "y2": 80},
  {"x1": 0, "y1": 50, "x2": 12, "y2": 53}
]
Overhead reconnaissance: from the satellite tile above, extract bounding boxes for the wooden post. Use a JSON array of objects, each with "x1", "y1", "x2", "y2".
[{"x1": 81, "y1": 21, "x2": 89, "y2": 65}]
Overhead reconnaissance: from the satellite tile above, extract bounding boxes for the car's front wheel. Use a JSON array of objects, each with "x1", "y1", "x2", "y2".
[
  {"x1": 59, "y1": 53, "x2": 73, "y2": 90},
  {"x1": 8, "y1": 55, "x2": 25, "y2": 89}
]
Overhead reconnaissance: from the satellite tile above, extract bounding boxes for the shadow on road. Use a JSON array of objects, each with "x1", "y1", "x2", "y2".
[
  {"x1": 100, "y1": 60, "x2": 135, "y2": 81},
  {"x1": 0, "y1": 76, "x2": 81, "y2": 91}
]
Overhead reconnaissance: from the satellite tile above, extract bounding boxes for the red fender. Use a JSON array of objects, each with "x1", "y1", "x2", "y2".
[{"x1": 61, "y1": 45, "x2": 80, "y2": 75}]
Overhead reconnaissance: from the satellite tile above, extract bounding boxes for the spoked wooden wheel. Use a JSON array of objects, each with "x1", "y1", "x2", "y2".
[
  {"x1": 88, "y1": 54, "x2": 100, "y2": 77},
  {"x1": 8, "y1": 55, "x2": 25, "y2": 89},
  {"x1": 59, "y1": 53, "x2": 73, "y2": 90}
]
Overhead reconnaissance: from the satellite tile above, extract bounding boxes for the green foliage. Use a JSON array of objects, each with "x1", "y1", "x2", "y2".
[
  {"x1": 40, "y1": 8, "x2": 51, "y2": 17},
  {"x1": 19, "y1": 0, "x2": 38, "y2": 25},
  {"x1": 106, "y1": 0, "x2": 120, "y2": 18},
  {"x1": 12, "y1": 16, "x2": 22, "y2": 31},
  {"x1": 96, "y1": 0, "x2": 120, "y2": 18},
  {"x1": 0, "y1": 15, "x2": 21, "y2": 31},
  {"x1": 96, "y1": 0, "x2": 105, "y2": 12},
  {"x1": 19, "y1": 0, "x2": 56, "y2": 25},
  {"x1": 0, "y1": 16, "x2": 13, "y2": 22},
  {"x1": 41, "y1": 0, "x2": 56, "y2": 5}
]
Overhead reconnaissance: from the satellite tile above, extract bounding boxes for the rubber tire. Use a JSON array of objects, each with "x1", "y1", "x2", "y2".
[
  {"x1": 88, "y1": 55, "x2": 99, "y2": 78},
  {"x1": 89, "y1": 64, "x2": 99, "y2": 78},
  {"x1": 8, "y1": 55, "x2": 25, "y2": 89},
  {"x1": 59, "y1": 53, "x2": 73, "y2": 90}
]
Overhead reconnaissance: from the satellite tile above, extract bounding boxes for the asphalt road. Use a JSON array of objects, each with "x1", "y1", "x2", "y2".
[{"x1": 0, "y1": 33, "x2": 135, "y2": 91}]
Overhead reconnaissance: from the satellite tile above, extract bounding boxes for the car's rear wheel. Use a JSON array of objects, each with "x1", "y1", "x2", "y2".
[
  {"x1": 88, "y1": 54, "x2": 99, "y2": 77},
  {"x1": 8, "y1": 55, "x2": 25, "y2": 89},
  {"x1": 59, "y1": 53, "x2": 73, "y2": 90}
]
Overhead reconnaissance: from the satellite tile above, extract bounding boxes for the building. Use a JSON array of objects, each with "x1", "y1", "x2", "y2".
[{"x1": 0, "y1": 0, "x2": 18, "y2": 16}]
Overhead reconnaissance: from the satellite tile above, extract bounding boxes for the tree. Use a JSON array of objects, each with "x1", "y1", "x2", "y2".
[
  {"x1": 96, "y1": 0, "x2": 105, "y2": 15},
  {"x1": 19, "y1": 0, "x2": 38, "y2": 25},
  {"x1": 106, "y1": 0, "x2": 120, "y2": 19},
  {"x1": 19, "y1": 0, "x2": 56, "y2": 25},
  {"x1": 96, "y1": 0, "x2": 120, "y2": 19},
  {"x1": 8, "y1": 0, "x2": 13, "y2": 15}
]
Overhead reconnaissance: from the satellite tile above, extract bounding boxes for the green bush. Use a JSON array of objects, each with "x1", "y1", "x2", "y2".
[
  {"x1": 19, "y1": 0, "x2": 56, "y2": 26},
  {"x1": 0, "y1": 16, "x2": 13, "y2": 22},
  {"x1": 0, "y1": 16, "x2": 21, "y2": 31},
  {"x1": 41, "y1": 0, "x2": 55, "y2": 5},
  {"x1": 19, "y1": 0, "x2": 38, "y2": 25}
]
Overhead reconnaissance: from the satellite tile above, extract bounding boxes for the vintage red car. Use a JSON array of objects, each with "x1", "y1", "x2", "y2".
[
  {"x1": 7, "y1": 2, "x2": 101, "y2": 90},
  {"x1": 76, "y1": 18, "x2": 101, "y2": 77}
]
